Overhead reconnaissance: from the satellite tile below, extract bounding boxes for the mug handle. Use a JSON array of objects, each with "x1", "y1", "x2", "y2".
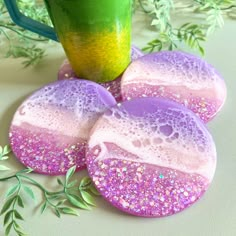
[{"x1": 3, "y1": 0, "x2": 58, "y2": 41}]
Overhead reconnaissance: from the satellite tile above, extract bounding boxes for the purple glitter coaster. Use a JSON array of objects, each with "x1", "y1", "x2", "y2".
[
  {"x1": 121, "y1": 51, "x2": 227, "y2": 123},
  {"x1": 86, "y1": 97, "x2": 217, "y2": 217},
  {"x1": 58, "y1": 45, "x2": 144, "y2": 103},
  {"x1": 9, "y1": 79, "x2": 116, "y2": 175}
]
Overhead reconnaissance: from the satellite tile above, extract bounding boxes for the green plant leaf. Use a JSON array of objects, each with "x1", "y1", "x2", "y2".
[
  {"x1": 5, "y1": 222, "x2": 13, "y2": 236},
  {"x1": 13, "y1": 220, "x2": 26, "y2": 235},
  {"x1": 142, "y1": 46, "x2": 153, "y2": 52},
  {"x1": 13, "y1": 220, "x2": 21, "y2": 229},
  {"x1": 6, "y1": 184, "x2": 19, "y2": 197},
  {"x1": 57, "y1": 178, "x2": 64, "y2": 186},
  {"x1": 67, "y1": 179, "x2": 78, "y2": 188},
  {"x1": 79, "y1": 177, "x2": 92, "y2": 189},
  {"x1": 3, "y1": 210, "x2": 13, "y2": 226},
  {"x1": 67, "y1": 194, "x2": 90, "y2": 210},
  {"x1": 55, "y1": 208, "x2": 61, "y2": 218},
  {"x1": 17, "y1": 196, "x2": 24, "y2": 208},
  {"x1": 40, "y1": 202, "x2": 47, "y2": 214},
  {"x1": 1, "y1": 197, "x2": 16, "y2": 215},
  {"x1": 198, "y1": 45, "x2": 205, "y2": 56},
  {"x1": 3, "y1": 145, "x2": 11, "y2": 155},
  {"x1": 0, "y1": 155, "x2": 9, "y2": 160},
  {"x1": 80, "y1": 191, "x2": 96, "y2": 206},
  {"x1": 17, "y1": 168, "x2": 34, "y2": 174},
  {"x1": 168, "y1": 43, "x2": 174, "y2": 51},
  {"x1": 0, "y1": 165, "x2": 10, "y2": 171},
  {"x1": 13, "y1": 210, "x2": 24, "y2": 221},
  {"x1": 60, "y1": 207, "x2": 79, "y2": 216},
  {"x1": 23, "y1": 185, "x2": 35, "y2": 201},
  {"x1": 0, "y1": 145, "x2": 11, "y2": 160},
  {"x1": 65, "y1": 165, "x2": 76, "y2": 184},
  {"x1": 48, "y1": 195, "x2": 60, "y2": 201},
  {"x1": 14, "y1": 228, "x2": 27, "y2": 236},
  {"x1": 56, "y1": 199, "x2": 66, "y2": 206},
  {"x1": 89, "y1": 185, "x2": 101, "y2": 196}
]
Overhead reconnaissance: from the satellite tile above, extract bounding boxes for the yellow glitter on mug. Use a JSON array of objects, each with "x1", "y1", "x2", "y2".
[{"x1": 60, "y1": 27, "x2": 131, "y2": 83}]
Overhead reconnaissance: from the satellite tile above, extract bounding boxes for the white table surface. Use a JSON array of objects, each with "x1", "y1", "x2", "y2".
[{"x1": 0, "y1": 10, "x2": 236, "y2": 236}]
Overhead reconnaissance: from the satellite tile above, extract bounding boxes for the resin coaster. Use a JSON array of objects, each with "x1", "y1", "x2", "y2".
[
  {"x1": 86, "y1": 97, "x2": 217, "y2": 217},
  {"x1": 121, "y1": 51, "x2": 227, "y2": 122},
  {"x1": 9, "y1": 79, "x2": 116, "y2": 175},
  {"x1": 58, "y1": 45, "x2": 144, "y2": 103}
]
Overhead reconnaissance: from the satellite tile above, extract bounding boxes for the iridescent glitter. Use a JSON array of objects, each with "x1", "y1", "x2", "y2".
[
  {"x1": 58, "y1": 45, "x2": 144, "y2": 103},
  {"x1": 9, "y1": 79, "x2": 116, "y2": 175},
  {"x1": 86, "y1": 98, "x2": 217, "y2": 217},
  {"x1": 121, "y1": 51, "x2": 227, "y2": 122}
]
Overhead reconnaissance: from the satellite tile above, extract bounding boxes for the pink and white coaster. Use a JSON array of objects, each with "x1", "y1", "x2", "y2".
[
  {"x1": 9, "y1": 79, "x2": 116, "y2": 175},
  {"x1": 121, "y1": 51, "x2": 227, "y2": 122},
  {"x1": 86, "y1": 97, "x2": 217, "y2": 217},
  {"x1": 58, "y1": 45, "x2": 144, "y2": 103}
]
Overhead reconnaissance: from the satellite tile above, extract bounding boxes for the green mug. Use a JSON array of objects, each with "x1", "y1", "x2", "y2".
[{"x1": 4, "y1": 0, "x2": 132, "y2": 82}]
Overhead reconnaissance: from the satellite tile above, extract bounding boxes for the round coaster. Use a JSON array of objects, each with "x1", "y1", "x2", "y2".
[
  {"x1": 121, "y1": 51, "x2": 227, "y2": 123},
  {"x1": 86, "y1": 97, "x2": 217, "y2": 217},
  {"x1": 58, "y1": 45, "x2": 144, "y2": 103},
  {"x1": 9, "y1": 79, "x2": 116, "y2": 175}
]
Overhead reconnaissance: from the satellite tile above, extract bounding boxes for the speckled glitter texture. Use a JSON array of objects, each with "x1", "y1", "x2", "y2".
[
  {"x1": 61, "y1": 28, "x2": 131, "y2": 83},
  {"x1": 58, "y1": 45, "x2": 144, "y2": 103},
  {"x1": 86, "y1": 98, "x2": 217, "y2": 217},
  {"x1": 9, "y1": 79, "x2": 116, "y2": 175},
  {"x1": 121, "y1": 51, "x2": 227, "y2": 122}
]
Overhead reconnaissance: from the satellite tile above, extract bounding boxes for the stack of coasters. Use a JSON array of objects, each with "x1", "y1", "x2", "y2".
[{"x1": 9, "y1": 49, "x2": 227, "y2": 217}]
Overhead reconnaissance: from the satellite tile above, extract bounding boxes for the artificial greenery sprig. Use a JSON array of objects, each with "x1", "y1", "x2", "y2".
[
  {"x1": 0, "y1": 0, "x2": 50, "y2": 66},
  {"x1": 0, "y1": 145, "x2": 99, "y2": 236},
  {"x1": 143, "y1": 22, "x2": 206, "y2": 54},
  {"x1": 137, "y1": 0, "x2": 236, "y2": 54},
  {"x1": 0, "y1": 145, "x2": 11, "y2": 171}
]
